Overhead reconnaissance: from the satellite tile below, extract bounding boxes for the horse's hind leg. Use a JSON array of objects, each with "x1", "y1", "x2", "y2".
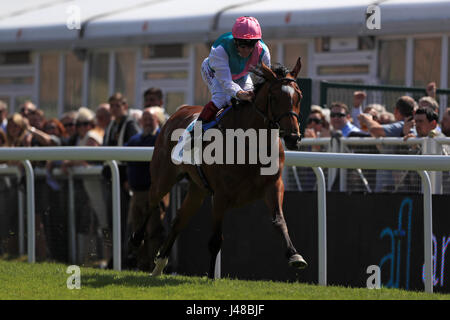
[
  {"x1": 207, "y1": 197, "x2": 226, "y2": 279},
  {"x1": 152, "y1": 182, "x2": 207, "y2": 276},
  {"x1": 265, "y1": 179, "x2": 307, "y2": 269}
]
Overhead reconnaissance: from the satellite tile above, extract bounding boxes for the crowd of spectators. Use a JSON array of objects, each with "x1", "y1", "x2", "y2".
[
  {"x1": 300, "y1": 81, "x2": 450, "y2": 193},
  {"x1": 0, "y1": 87, "x2": 167, "y2": 269}
]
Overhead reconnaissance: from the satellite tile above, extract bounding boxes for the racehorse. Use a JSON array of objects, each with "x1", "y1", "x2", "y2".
[{"x1": 142, "y1": 57, "x2": 306, "y2": 278}]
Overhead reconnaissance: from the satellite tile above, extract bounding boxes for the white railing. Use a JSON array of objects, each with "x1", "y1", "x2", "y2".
[
  {"x1": 294, "y1": 137, "x2": 450, "y2": 193},
  {"x1": 1, "y1": 146, "x2": 450, "y2": 293}
]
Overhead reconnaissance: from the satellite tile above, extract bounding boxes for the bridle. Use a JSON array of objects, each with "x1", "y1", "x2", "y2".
[{"x1": 253, "y1": 77, "x2": 302, "y2": 136}]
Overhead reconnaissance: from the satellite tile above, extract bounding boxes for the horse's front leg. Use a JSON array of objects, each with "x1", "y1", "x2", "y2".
[{"x1": 264, "y1": 178, "x2": 307, "y2": 269}]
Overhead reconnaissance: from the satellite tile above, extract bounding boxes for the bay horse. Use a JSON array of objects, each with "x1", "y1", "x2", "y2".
[{"x1": 144, "y1": 57, "x2": 306, "y2": 278}]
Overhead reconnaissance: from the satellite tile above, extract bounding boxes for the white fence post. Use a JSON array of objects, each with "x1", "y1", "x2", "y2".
[
  {"x1": 107, "y1": 160, "x2": 121, "y2": 271},
  {"x1": 313, "y1": 167, "x2": 327, "y2": 286},
  {"x1": 418, "y1": 170, "x2": 433, "y2": 293},
  {"x1": 68, "y1": 171, "x2": 76, "y2": 264},
  {"x1": 21, "y1": 160, "x2": 35, "y2": 264}
]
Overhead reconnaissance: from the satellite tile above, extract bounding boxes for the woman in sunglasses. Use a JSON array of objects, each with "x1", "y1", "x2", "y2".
[
  {"x1": 304, "y1": 107, "x2": 331, "y2": 139},
  {"x1": 198, "y1": 16, "x2": 271, "y2": 124}
]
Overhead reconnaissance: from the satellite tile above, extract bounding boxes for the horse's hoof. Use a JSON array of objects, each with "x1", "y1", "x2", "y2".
[
  {"x1": 151, "y1": 257, "x2": 168, "y2": 276},
  {"x1": 289, "y1": 254, "x2": 308, "y2": 269}
]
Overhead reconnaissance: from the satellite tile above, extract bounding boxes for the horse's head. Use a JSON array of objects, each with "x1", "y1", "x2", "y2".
[{"x1": 253, "y1": 57, "x2": 303, "y2": 150}]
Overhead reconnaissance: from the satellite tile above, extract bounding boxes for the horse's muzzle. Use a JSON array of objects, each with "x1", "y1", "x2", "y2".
[{"x1": 284, "y1": 133, "x2": 301, "y2": 150}]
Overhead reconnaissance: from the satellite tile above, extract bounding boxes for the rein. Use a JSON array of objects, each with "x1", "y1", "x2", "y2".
[{"x1": 252, "y1": 77, "x2": 301, "y2": 135}]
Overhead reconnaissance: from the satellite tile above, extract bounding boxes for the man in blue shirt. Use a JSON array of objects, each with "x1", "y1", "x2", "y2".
[
  {"x1": 329, "y1": 102, "x2": 361, "y2": 137},
  {"x1": 126, "y1": 108, "x2": 161, "y2": 271}
]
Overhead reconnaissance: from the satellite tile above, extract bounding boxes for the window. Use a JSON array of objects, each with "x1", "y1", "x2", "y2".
[
  {"x1": 88, "y1": 52, "x2": 109, "y2": 108},
  {"x1": 142, "y1": 44, "x2": 188, "y2": 59},
  {"x1": 0, "y1": 76, "x2": 33, "y2": 85},
  {"x1": 318, "y1": 65, "x2": 369, "y2": 76},
  {"x1": 414, "y1": 38, "x2": 441, "y2": 87},
  {"x1": 284, "y1": 43, "x2": 308, "y2": 78},
  {"x1": 115, "y1": 51, "x2": 136, "y2": 107},
  {"x1": 378, "y1": 39, "x2": 406, "y2": 85},
  {"x1": 64, "y1": 52, "x2": 83, "y2": 112},
  {"x1": 39, "y1": 53, "x2": 59, "y2": 117},
  {"x1": 0, "y1": 51, "x2": 31, "y2": 65}
]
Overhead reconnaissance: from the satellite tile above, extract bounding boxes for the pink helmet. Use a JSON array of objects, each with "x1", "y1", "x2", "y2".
[{"x1": 232, "y1": 16, "x2": 262, "y2": 40}]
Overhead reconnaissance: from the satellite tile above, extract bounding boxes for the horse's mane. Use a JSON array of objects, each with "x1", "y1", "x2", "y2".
[{"x1": 251, "y1": 63, "x2": 290, "y2": 95}]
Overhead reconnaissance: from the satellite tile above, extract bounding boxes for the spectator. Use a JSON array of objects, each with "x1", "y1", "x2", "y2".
[
  {"x1": 60, "y1": 111, "x2": 78, "y2": 145},
  {"x1": 359, "y1": 96, "x2": 417, "y2": 192},
  {"x1": 148, "y1": 106, "x2": 168, "y2": 127},
  {"x1": 30, "y1": 118, "x2": 65, "y2": 147},
  {"x1": 60, "y1": 106, "x2": 108, "y2": 265},
  {"x1": 425, "y1": 81, "x2": 437, "y2": 99},
  {"x1": 363, "y1": 105, "x2": 381, "y2": 122},
  {"x1": 304, "y1": 107, "x2": 331, "y2": 139},
  {"x1": 28, "y1": 109, "x2": 45, "y2": 133},
  {"x1": 402, "y1": 107, "x2": 447, "y2": 192},
  {"x1": 129, "y1": 108, "x2": 143, "y2": 127},
  {"x1": 418, "y1": 96, "x2": 441, "y2": 132},
  {"x1": 403, "y1": 107, "x2": 443, "y2": 140},
  {"x1": 102, "y1": 92, "x2": 141, "y2": 269},
  {"x1": 378, "y1": 112, "x2": 395, "y2": 125},
  {"x1": 366, "y1": 103, "x2": 386, "y2": 115},
  {"x1": 43, "y1": 118, "x2": 67, "y2": 139},
  {"x1": 350, "y1": 91, "x2": 367, "y2": 128},
  {"x1": 0, "y1": 100, "x2": 8, "y2": 132},
  {"x1": 40, "y1": 118, "x2": 69, "y2": 262},
  {"x1": 358, "y1": 106, "x2": 380, "y2": 133},
  {"x1": 93, "y1": 103, "x2": 111, "y2": 140},
  {"x1": 358, "y1": 96, "x2": 416, "y2": 138},
  {"x1": 419, "y1": 96, "x2": 439, "y2": 114},
  {"x1": 143, "y1": 87, "x2": 169, "y2": 121},
  {"x1": 61, "y1": 107, "x2": 103, "y2": 171},
  {"x1": 18, "y1": 100, "x2": 37, "y2": 118},
  {"x1": 144, "y1": 87, "x2": 164, "y2": 108},
  {"x1": 5, "y1": 112, "x2": 47, "y2": 259},
  {"x1": 126, "y1": 108, "x2": 162, "y2": 271},
  {"x1": 329, "y1": 102, "x2": 361, "y2": 137},
  {"x1": 103, "y1": 93, "x2": 141, "y2": 148},
  {"x1": 441, "y1": 107, "x2": 450, "y2": 137},
  {"x1": 5, "y1": 113, "x2": 32, "y2": 147}
]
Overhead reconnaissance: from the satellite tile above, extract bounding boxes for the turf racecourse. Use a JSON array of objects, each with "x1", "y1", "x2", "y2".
[{"x1": 1, "y1": 260, "x2": 449, "y2": 300}]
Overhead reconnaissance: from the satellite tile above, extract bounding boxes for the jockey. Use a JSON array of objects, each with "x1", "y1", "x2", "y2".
[{"x1": 198, "y1": 16, "x2": 271, "y2": 125}]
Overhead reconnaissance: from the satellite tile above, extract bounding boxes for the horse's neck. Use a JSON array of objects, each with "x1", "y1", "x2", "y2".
[{"x1": 221, "y1": 102, "x2": 266, "y2": 130}]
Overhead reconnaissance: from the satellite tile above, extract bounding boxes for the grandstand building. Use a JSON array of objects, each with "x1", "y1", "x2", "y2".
[{"x1": 0, "y1": 0, "x2": 449, "y2": 116}]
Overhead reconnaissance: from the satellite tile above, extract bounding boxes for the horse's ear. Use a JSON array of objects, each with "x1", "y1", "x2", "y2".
[
  {"x1": 290, "y1": 57, "x2": 302, "y2": 79},
  {"x1": 260, "y1": 62, "x2": 277, "y2": 82}
]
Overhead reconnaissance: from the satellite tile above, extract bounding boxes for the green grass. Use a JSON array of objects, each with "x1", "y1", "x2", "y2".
[{"x1": 1, "y1": 259, "x2": 449, "y2": 300}]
